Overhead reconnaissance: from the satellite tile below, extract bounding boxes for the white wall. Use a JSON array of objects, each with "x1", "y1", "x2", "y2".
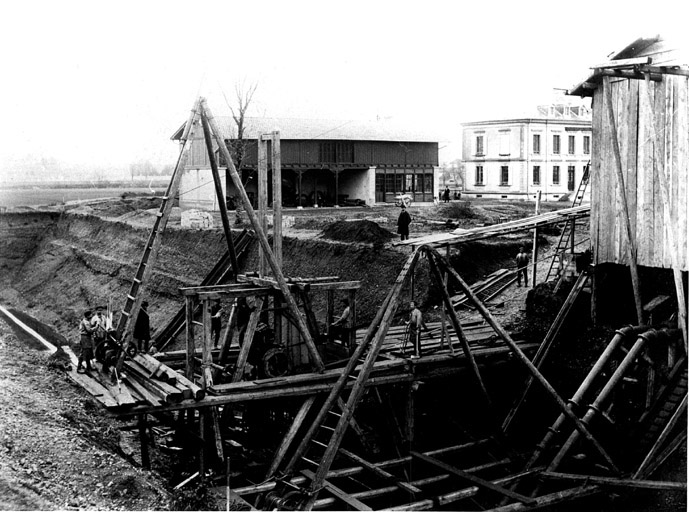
[{"x1": 179, "y1": 167, "x2": 227, "y2": 211}]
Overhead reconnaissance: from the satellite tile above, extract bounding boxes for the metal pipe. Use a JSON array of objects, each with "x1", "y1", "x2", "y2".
[
  {"x1": 525, "y1": 325, "x2": 648, "y2": 469},
  {"x1": 547, "y1": 328, "x2": 675, "y2": 472}
]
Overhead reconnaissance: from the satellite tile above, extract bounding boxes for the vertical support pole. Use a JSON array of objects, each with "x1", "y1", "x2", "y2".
[
  {"x1": 138, "y1": 413, "x2": 150, "y2": 469},
  {"x1": 326, "y1": 290, "x2": 334, "y2": 340},
  {"x1": 348, "y1": 289, "x2": 357, "y2": 353},
  {"x1": 185, "y1": 296, "x2": 195, "y2": 380},
  {"x1": 604, "y1": 76, "x2": 644, "y2": 325},
  {"x1": 531, "y1": 190, "x2": 541, "y2": 288},
  {"x1": 257, "y1": 135, "x2": 268, "y2": 277},
  {"x1": 199, "y1": 410, "x2": 206, "y2": 478},
  {"x1": 406, "y1": 383, "x2": 415, "y2": 444},
  {"x1": 202, "y1": 298, "x2": 213, "y2": 388},
  {"x1": 271, "y1": 131, "x2": 282, "y2": 269},
  {"x1": 334, "y1": 169, "x2": 340, "y2": 207},
  {"x1": 297, "y1": 170, "x2": 303, "y2": 208}
]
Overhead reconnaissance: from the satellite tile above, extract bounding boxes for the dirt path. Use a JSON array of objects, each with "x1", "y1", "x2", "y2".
[{"x1": 0, "y1": 318, "x2": 172, "y2": 511}]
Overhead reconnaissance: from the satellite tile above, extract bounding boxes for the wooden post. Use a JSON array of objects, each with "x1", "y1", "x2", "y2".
[
  {"x1": 643, "y1": 74, "x2": 688, "y2": 348},
  {"x1": 214, "y1": 301, "x2": 237, "y2": 381},
  {"x1": 202, "y1": 99, "x2": 324, "y2": 372},
  {"x1": 406, "y1": 383, "x2": 415, "y2": 445},
  {"x1": 297, "y1": 170, "x2": 303, "y2": 207},
  {"x1": 200, "y1": 113, "x2": 239, "y2": 280},
  {"x1": 271, "y1": 131, "x2": 282, "y2": 268},
  {"x1": 428, "y1": 246, "x2": 620, "y2": 473},
  {"x1": 138, "y1": 413, "x2": 150, "y2": 469},
  {"x1": 603, "y1": 76, "x2": 644, "y2": 325},
  {"x1": 266, "y1": 395, "x2": 317, "y2": 478},
  {"x1": 202, "y1": 298, "x2": 214, "y2": 389},
  {"x1": 232, "y1": 297, "x2": 265, "y2": 382},
  {"x1": 257, "y1": 135, "x2": 269, "y2": 277},
  {"x1": 531, "y1": 191, "x2": 541, "y2": 288},
  {"x1": 428, "y1": 256, "x2": 492, "y2": 410},
  {"x1": 185, "y1": 296, "x2": 195, "y2": 380},
  {"x1": 326, "y1": 290, "x2": 334, "y2": 340},
  {"x1": 348, "y1": 289, "x2": 357, "y2": 353},
  {"x1": 334, "y1": 169, "x2": 340, "y2": 207},
  {"x1": 199, "y1": 410, "x2": 206, "y2": 477}
]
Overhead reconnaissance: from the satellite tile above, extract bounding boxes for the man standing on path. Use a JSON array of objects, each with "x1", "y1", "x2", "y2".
[
  {"x1": 134, "y1": 301, "x2": 151, "y2": 354},
  {"x1": 397, "y1": 206, "x2": 412, "y2": 241},
  {"x1": 77, "y1": 310, "x2": 95, "y2": 373},
  {"x1": 516, "y1": 246, "x2": 530, "y2": 287},
  {"x1": 407, "y1": 301, "x2": 431, "y2": 358}
]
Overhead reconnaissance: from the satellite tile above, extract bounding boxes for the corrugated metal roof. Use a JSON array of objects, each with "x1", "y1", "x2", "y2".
[{"x1": 172, "y1": 116, "x2": 441, "y2": 143}]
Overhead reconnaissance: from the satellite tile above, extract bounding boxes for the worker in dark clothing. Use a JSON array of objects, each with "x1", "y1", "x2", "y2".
[
  {"x1": 516, "y1": 247, "x2": 530, "y2": 287},
  {"x1": 397, "y1": 205, "x2": 412, "y2": 241},
  {"x1": 331, "y1": 298, "x2": 353, "y2": 351},
  {"x1": 133, "y1": 301, "x2": 151, "y2": 353},
  {"x1": 443, "y1": 187, "x2": 451, "y2": 203},
  {"x1": 77, "y1": 310, "x2": 95, "y2": 373},
  {"x1": 211, "y1": 301, "x2": 222, "y2": 348}
]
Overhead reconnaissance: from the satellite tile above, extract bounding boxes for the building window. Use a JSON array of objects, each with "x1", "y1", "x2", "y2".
[
  {"x1": 553, "y1": 134, "x2": 561, "y2": 154},
  {"x1": 533, "y1": 166, "x2": 541, "y2": 185},
  {"x1": 319, "y1": 142, "x2": 354, "y2": 163},
  {"x1": 583, "y1": 135, "x2": 590, "y2": 154},
  {"x1": 568, "y1": 165, "x2": 576, "y2": 191},
  {"x1": 553, "y1": 165, "x2": 560, "y2": 184},
  {"x1": 533, "y1": 134, "x2": 541, "y2": 154},
  {"x1": 500, "y1": 166, "x2": 509, "y2": 186},
  {"x1": 568, "y1": 135, "x2": 575, "y2": 155},
  {"x1": 475, "y1": 135, "x2": 484, "y2": 156},
  {"x1": 499, "y1": 131, "x2": 510, "y2": 156},
  {"x1": 475, "y1": 165, "x2": 484, "y2": 185}
]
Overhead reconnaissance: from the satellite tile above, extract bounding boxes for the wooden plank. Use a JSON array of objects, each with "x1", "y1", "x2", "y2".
[
  {"x1": 266, "y1": 395, "x2": 317, "y2": 478},
  {"x1": 272, "y1": 131, "x2": 283, "y2": 268},
  {"x1": 64, "y1": 364, "x2": 119, "y2": 409},
  {"x1": 185, "y1": 296, "x2": 195, "y2": 380},
  {"x1": 301, "y1": 469, "x2": 372, "y2": 510},
  {"x1": 591, "y1": 87, "x2": 603, "y2": 266},
  {"x1": 410, "y1": 451, "x2": 537, "y2": 504},
  {"x1": 541, "y1": 472, "x2": 686, "y2": 491},
  {"x1": 340, "y1": 448, "x2": 422, "y2": 495},
  {"x1": 174, "y1": 371, "x2": 205, "y2": 400},
  {"x1": 637, "y1": 77, "x2": 654, "y2": 264},
  {"x1": 257, "y1": 135, "x2": 268, "y2": 276},
  {"x1": 180, "y1": 283, "x2": 272, "y2": 296},
  {"x1": 125, "y1": 375, "x2": 165, "y2": 406},
  {"x1": 676, "y1": 76, "x2": 688, "y2": 270},
  {"x1": 604, "y1": 76, "x2": 644, "y2": 324},
  {"x1": 627, "y1": 79, "x2": 639, "y2": 260},
  {"x1": 653, "y1": 78, "x2": 667, "y2": 268}
]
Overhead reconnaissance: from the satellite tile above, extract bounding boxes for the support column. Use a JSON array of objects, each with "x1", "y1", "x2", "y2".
[
  {"x1": 185, "y1": 296, "x2": 195, "y2": 380},
  {"x1": 257, "y1": 136, "x2": 268, "y2": 277},
  {"x1": 138, "y1": 413, "x2": 150, "y2": 469},
  {"x1": 405, "y1": 383, "x2": 416, "y2": 445},
  {"x1": 271, "y1": 131, "x2": 282, "y2": 269},
  {"x1": 532, "y1": 190, "x2": 541, "y2": 288}
]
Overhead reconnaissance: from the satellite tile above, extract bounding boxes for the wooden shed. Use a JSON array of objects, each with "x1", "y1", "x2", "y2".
[{"x1": 569, "y1": 35, "x2": 688, "y2": 339}]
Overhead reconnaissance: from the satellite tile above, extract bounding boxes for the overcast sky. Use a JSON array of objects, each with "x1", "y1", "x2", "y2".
[{"x1": 1, "y1": 0, "x2": 686, "y2": 173}]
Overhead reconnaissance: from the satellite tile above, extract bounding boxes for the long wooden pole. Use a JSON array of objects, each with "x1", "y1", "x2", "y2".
[
  {"x1": 271, "y1": 131, "x2": 282, "y2": 268},
  {"x1": 201, "y1": 98, "x2": 324, "y2": 372},
  {"x1": 603, "y1": 76, "x2": 644, "y2": 325},
  {"x1": 427, "y1": 245, "x2": 620, "y2": 473},
  {"x1": 643, "y1": 74, "x2": 688, "y2": 349},
  {"x1": 201, "y1": 113, "x2": 239, "y2": 280},
  {"x1": 531, "y1": 191, "x2": 541, "y2": 288},
  {"x1": 257, "y1": 135, "x2": 268, "y2": 276}
]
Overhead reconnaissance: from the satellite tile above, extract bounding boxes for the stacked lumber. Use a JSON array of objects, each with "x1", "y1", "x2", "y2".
[{"x1": 65, "y1": 351, "x2": 204, "y2": 411}]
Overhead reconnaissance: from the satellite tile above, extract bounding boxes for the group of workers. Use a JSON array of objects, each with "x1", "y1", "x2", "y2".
[{"x1": 76, "y1": 301, "x2": 151, "y2": 374}]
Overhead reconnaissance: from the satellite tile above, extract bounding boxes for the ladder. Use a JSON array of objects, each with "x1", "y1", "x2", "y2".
[
  {"x1": 266, "y1": 249, "x2": 421, "y2": 509},
  {"x1": 114, "y1": 100, "x2": 200, "y2": 370},
  {"x1": 544, "y1": 163, "x2": 591, "y2": 282}
]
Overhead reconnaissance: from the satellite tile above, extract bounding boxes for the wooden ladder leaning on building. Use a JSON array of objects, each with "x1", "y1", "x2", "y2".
[
  {"x1": 114, "y1": 100, "x2": 202, "y2": 372},
  {"x1": 544, "y1": 163, "x2": 591, "y2": 283}
]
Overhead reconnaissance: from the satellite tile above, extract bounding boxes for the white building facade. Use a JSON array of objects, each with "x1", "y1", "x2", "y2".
[{"x1": 461, "y1": 105, "x2": 592, "y2": 201}]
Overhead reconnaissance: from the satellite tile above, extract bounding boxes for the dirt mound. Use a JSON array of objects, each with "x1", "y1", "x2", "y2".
[{"x1": 320, "y1": 220, "x2": 394, "y2": 244}]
